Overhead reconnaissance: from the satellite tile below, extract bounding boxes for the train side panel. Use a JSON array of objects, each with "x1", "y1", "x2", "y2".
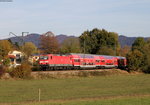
[{"x1": 39, "y1": 54, "x2": 72, "y2": 70}]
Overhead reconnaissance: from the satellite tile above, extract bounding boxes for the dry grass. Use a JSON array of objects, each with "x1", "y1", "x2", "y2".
[{"x1": 31, "y1": 69, "x2": 129, "y2": 79}]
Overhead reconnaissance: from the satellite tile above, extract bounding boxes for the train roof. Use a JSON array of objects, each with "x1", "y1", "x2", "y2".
[
  {"x1": 69, "y1": 53, "x2": 126, "y2": 59},
  {"x1": 69, "y1": 53, "x2": 94, "y2": 58},
  {"x1": 40, "y1": 53, "x2": 126, "y2": 59}
]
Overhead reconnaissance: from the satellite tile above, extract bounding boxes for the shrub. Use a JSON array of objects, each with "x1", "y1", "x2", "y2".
[
  {"x1": 0, "y1": 65, "x2": 5, "y2": 78},
  {"x1": 3, "y1": 58, "x2": 11, "y2": 66},
  {"x1": 32, "y1": 62, "x2": 40, "y2": 71},
  {"x1": 126, "y1": 50, "x2": 144, "y2": 72},
  {"x1": 9, "y1": 62, "x2": 31, "y2": 79}
]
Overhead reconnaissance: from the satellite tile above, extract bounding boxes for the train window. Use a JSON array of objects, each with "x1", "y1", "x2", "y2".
[
  {"x1": 106, "y1": 63, "x2": 113, "y2": 65},
  {"x1": 82, "y1": 62, "x2": 86, "y2": 65},
  {"x1": 101, "y1": 60, "x2": 105, "y2": 62},
  {"x1": 39, "y1": 56, "x2": 48, "y2": 60},
  {"x1": 96, "y1": 60, "x2": 100, "y2": 62},
  {"x1": 74, "y1": 59, "x2": 80, "y2": 62}
]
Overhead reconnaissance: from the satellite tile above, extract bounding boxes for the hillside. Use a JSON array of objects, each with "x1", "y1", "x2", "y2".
[
  {"x1": 119, "y1": 35, "x2": 149, "y2": 47},
  {"x1": 7, "y1": 33, "x2": 76, "y2": 48},
  {"x1": 6, "y1": 33, "x2": 150, "y2": 48}
]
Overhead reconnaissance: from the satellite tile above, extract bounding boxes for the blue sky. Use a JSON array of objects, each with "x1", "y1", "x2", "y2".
[{"x1": 0, "y1": 0, "x2": 150, "y2": 38}]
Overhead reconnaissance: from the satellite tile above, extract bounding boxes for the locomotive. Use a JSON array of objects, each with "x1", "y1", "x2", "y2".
[{"x1": 39, "y1": 53, "x2": 126, "y2": 70}]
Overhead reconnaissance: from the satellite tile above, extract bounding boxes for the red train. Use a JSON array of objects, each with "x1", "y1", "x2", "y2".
[{"x1": 39, "y1": 53, "x2": 127, "y2": 70}]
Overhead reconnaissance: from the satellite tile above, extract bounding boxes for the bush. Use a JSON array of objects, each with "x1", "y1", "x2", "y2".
[
  {"x1": 3, "y1": 58, "x2": 11, "y2": 66},
  {"x1": 0, "y1": 65, "x2": 5, "y2": 78},
  {"x1": 32, "y1": 62, "x2": 40, "y2": 71},
  {"x1": 9, "y1": 62, "x2": 31, "y2": 79},
  {"x1": 126, "y1": 50, "x2": 144, "y2": 72}
]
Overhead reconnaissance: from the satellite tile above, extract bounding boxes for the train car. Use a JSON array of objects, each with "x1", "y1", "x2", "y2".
[
  {"x1": 69, "y1": 54, "x2": 80, "y2": 69},
  {"x1": 69, "y1": 53, "x2": 96, "y2": 69},
  {"x1": 94, "y1": 55, "x2": 106, "y2": 68},
  {"x1": 100, "y1": 55, "x2": 117, "y2": 68}
]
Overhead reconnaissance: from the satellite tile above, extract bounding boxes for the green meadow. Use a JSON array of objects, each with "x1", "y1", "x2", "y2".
[{"x1": 0, "y1": 74, "x2": 150, "y2": 105}]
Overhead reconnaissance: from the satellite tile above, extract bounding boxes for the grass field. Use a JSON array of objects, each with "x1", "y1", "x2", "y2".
[
  {"x1": 0, "y1": 74, "x2": 150, "y2": 105},
  {"x1": 19, "y1": 95, "x2": 150, "y2": 105}
]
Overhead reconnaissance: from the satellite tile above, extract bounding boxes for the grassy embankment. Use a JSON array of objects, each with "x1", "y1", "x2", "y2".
[{"x1": 0, "y1": 74, "x2": 150, "y2": 105}]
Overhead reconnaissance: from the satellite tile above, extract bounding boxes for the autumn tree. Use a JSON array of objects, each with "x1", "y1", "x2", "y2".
[
  {"x1": 60, "y1": 37, "x2": 81, "y2": 53},
  {"x1": 22, "y1": 42, "x2": 38, "y2": 57},
  {"x1": 0, "y1": 40, "x2": 12, "y2": 66},
  {"x1": 8, "y1": 39, "x2": 20, "y2": 50},
  {"x1": 79, "y1": 28, "x2": 120, "y2": 55},
  {"x1": 0, "y1": 40, "x2": 13, "y2": 58},
  {"x1": 40, "y1": 31, "x2": 59, "y2": 54}
]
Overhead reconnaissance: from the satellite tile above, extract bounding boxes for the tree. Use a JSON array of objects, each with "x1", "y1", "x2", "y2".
[
  {"x1": 97, "y1": 46, "x2": 114, "y2": 55},
  {"x1": 132, "y1": 37, "x2": 146, "y2": 52},
  {"x1": 126, "y1": 50, "x2": 145, "y2": 72},
  {"x1": 22, "y1": 42, "x2": 38, "y2": 57},
  {"x1": 8, "y1": 39, "x2": 20, "y2": 50},
  {"x1": 126, "y1": 37, "x2": 150, "y2": 73},
  {"x1": 60, "y1": 37, "x2": 81, "y2": 53},
  {"x1": 0, "y1": 40, "x2": 13, "y2": 58},
  {"x1": 40, "y1": 32, "x2": 59, "y2": 54},
  {"x1": 79, "y1": 28, "x2": 120, "y2": 55},
  {"x1": 141, "y1": 39, "x2": 150, "y2": 73}
]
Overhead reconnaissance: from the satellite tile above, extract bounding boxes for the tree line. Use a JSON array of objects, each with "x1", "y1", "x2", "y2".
[{"x1": 0, "y1": 28, "x2": 150, "y2": 73}]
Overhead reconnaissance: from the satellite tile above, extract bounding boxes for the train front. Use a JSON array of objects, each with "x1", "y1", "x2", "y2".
[{"x1": 39, "y1": 54, "x2": 50, "y2": 70}]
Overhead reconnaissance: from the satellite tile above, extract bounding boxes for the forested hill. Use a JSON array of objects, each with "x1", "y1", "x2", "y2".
[{"x1": 6, "y1": 33, "x2": 149, "y2": 48}]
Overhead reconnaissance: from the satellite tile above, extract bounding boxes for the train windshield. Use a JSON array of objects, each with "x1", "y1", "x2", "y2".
[{"x1": 39, "y1": 56, "x2": 48, "y2": 60}]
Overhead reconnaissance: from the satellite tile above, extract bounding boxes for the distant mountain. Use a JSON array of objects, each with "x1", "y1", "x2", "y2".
[
  {"x1": 7, "y1": 32, "x2": 77, "y2": 48},
  {"x1": 8, "y1": 33, "x2": 41, "y2": 47},
  {"x1": 56, "y1": 34, "x2": 76, "y2": 44},
  {"x1": 6, "y1": 32, "x2": 150, "y2": 48},
  {"x1": 119, "y1": 35, "x2": 150, "y2": 47}
]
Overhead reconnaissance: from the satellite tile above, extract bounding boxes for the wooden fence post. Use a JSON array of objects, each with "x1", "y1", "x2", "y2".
[{"x1": 39, "y1": 88, "x2": 41, "y2": 102}]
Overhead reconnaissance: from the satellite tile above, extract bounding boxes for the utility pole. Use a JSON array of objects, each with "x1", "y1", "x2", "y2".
[
  {"x1": 22, "y1": 32, "x2": 29, "y2": 45},
  {"x1": 22, "y1": 32, "x2": 29, "y2": 37}
]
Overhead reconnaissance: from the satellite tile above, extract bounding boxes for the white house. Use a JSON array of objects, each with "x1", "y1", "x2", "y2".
[{"x1": 8, "y1": 50, "x2": 24, "y2": 66}]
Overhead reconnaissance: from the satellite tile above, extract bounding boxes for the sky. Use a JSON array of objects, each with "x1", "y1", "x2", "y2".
[{"x1": 0, "y1": 0, "x2": 150, "y2": 39}]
